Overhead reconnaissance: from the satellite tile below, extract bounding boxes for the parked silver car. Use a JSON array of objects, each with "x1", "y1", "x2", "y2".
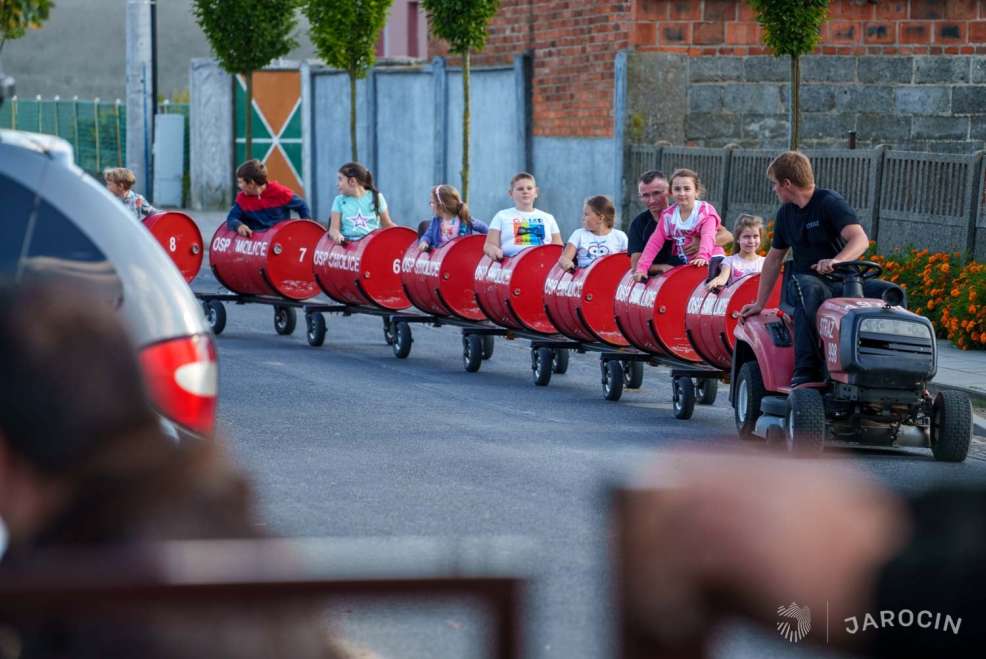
[{"x1": 0, "y1": 129, "x2": 217, "y2": 439}]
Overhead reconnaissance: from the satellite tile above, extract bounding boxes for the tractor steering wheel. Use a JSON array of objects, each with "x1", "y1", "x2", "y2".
[{"x1": 821, "y1": 260, "x2": 883, "y2": 282}]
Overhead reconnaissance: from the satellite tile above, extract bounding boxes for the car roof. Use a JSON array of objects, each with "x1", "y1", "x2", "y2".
[{"x1": 0, "y1": 130, "x2": 209, "y2": 344}]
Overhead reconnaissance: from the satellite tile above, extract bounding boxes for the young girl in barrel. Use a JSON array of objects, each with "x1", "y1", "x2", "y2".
[
  {"x1": 557, "y1": 195, "x2": 628, "y2": 271},
  {"x1": 633, "y1": 168, "x2": 726, "y2": 282},
  {"x1": 705, "y1": 213, "x2": 766, "y2": 292},
  {"x1": 328, "y1": 162, "x2": 395, "y2": 243},
  {"x1": 418, "y1": 184, "x2": 489, "y2": 250}
]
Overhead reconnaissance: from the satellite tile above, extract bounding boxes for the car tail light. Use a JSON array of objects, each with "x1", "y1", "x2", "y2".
[{"x1": 139, "y1": 334, "x2": 217, "y2": 436}]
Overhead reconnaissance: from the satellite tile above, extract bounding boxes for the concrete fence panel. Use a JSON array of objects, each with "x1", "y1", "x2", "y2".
[
  {"x1": 879, "y1": 150, "x2": 982, "y2": 255},
  {"x1": 725, "y1": 149, "x2": 776, "y2": 229}
]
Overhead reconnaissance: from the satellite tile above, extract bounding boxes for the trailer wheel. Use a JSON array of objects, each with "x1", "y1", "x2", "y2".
[
  {"x1": 204, "y1": 300, "x2": 226, "y2": 336},
  {"x1": 463, "y1": 334, "x2": 483, "y2": 373},
  {"x1": 623, "y1": 360, "x2": 644, "y2": 390},
  {"x1": 306, "y1": 312, "x2": 326, "y2": 347},
  {"x1": 392, "y1": 321, "x2": 412, "y2": 359},
  {"x1": 382, "y1": 317, "x2": 395, "y2": 345},
  {"x1": 481, "y1": 335, "x2": 495, "y2": 360},
  {"x1": 697, "y1": 378, "x2": 718, "y2": 405},
  {"x1": 274, "y1": 306, "x2": 296, "y2": 335},
  {"x1": 553, "y1": 348, "x2": 570, "y2": 374},
  {"x1": 930, "y1": 390, "x2": 972, "y2": 462},
  {"x1": 786, "y1": 387, "x2": 825, "y2": 455},
  {"x1": 602, "y1": 359, "x2": 625, "y2": 401},
  {"x1": 672, "y1": 376, "x2": 696, "y2": 420},
  {"x1": 734, "y1": 361, "x2": 765, "y2": 439},
  {"x1": 532, "y1": 347, "x2": 554, "y2": 386}
]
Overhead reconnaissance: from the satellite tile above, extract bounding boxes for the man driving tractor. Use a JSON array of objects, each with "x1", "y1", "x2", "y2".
[{"x1": 740, "y1": 151, "x2": 904, "y2": 388}]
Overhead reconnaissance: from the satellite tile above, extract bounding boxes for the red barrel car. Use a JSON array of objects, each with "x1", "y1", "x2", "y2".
[
  {"x1": 313, "y1": 226, "x2": 416, "y2": 310},
  {"x1": 543, "y1": 252, "x2": 630, "y2": 346},
  {"x1": 474, "y1": 245, "x2": 562, "y2": 334},
  {"x1": 208, "y1": 220, "x2": 324, "y2": 300},
  {"x1": 401, "y1": 234, "x2": 487, "y2": 320},
  {"x1": 143, "y1": 211, "x2": 204, "y2": 284}
]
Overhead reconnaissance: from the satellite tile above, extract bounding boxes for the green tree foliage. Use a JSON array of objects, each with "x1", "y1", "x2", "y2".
[
  {"x1": 749, "y1": 0, "x2": 829, "y2": 149},
  {"x1": 304, "y1": 0, "x2": 393, "y2": 161},
  {"x1": 193, "y1": 0, "x2": 298, "y2": 162},
  {"x1": 421, "y1": 0, "x2": 500, "y2": 201},
  {"x1": 1, "y1": 0, "x2": 54, "y2": 53}
]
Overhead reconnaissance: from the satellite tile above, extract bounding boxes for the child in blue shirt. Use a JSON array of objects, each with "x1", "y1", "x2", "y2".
[
  {"x1": 225, "y1": 159, "x2": 311, "y2": 237},
  {"x1": 418, "y1": 184, "x2": 488, "y2": 250},
  {"x1": 328, "y1": 162, "x2": 395, "y2": 243}
]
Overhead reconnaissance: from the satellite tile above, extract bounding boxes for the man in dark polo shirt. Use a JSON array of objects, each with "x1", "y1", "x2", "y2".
[
  {"x1": 628, "y1": 170, "x2": 732, "y2": 274},
  {"x1": 740, "y1": 151, "x2": 902, "y2": 387}
]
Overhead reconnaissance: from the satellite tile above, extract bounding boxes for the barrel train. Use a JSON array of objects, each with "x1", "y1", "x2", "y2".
[{"x1": 149, "y1": 219, "x2": 971, "y2": 461}]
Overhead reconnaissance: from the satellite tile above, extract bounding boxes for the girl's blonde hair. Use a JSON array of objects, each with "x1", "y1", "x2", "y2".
[
  {"x1": 103, "y1": 167, "x2": 136, "y2": 189},
  {"x1": 732, "y1": 213, "x2": 764, "y2": 254},
  {"x1": 669, "y1": 168, "x2": 706, "y2": 199},
  {"x1": 585, "y1": 195, "x2": 616, "y2": 228},
  {"x1": 433, "y1": 184, "x2": 472, "y2": 226}
]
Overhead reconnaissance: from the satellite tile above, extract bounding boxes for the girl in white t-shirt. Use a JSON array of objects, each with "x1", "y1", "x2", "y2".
[
  {"x1": 706, "y1": 214, "x2": 766, "y2": 292},
  {"x1": 558, "y1": 195, "x2": 628, "y2": 271}
]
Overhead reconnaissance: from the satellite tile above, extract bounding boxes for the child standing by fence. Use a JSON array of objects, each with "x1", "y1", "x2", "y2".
[
  {"x1": 705, "y1": 214, "x2": 766, "y2": 291},
  {"x1": 328, "y1": 162, "x2": 395, "y2": 243},
  {"x1": 633, "y1": 168, "x2": 726, "y2": 282},
  {"x1": 557, "y1": 195, "x2": 627, "y2": 271},
  {"x1": 104, "y1": 168, "x2": 158, "y2": 221},
  {"x1": 418, "y1": 184, "x2": 488, "y2": 250}
]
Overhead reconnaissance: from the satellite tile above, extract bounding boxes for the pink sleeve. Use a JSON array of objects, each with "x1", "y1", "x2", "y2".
[
  {"x1": 695, "y1": 204, "x2": 721, "y2": 260},
  {"x1": 635, "y1": 215, "x2": 669, "y2": 274}
]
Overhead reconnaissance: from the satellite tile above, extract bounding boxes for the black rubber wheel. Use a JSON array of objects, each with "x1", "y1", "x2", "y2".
[
  {"x1": 602, "y1": 359, "x2": 625, "y2": 401},
  {"x1": 481, "y1": 334, "x2": 495, "y2": 360},
  {"x1": 392, "y1": 321, "x2": 412, "y2": 359},
  {"x1": 463, "y1": 334, "x2": 483, "y2": 373},
  {"x1": 785, "y1": 387, "x2": 826, "y2": 455},
  {"x1": 734, "y1": 361, "x2": 766, "y2": 439},
  {"x1": 672, "y1": 376, "x2": 696, "y2": 420},
  {"x1": 623, "y1": 360, "x2": 644, "y2": 390},
  {"x1": 697, "y1": 378, "x2": 718, "y2": 405},
  {"x1": 553, "y1": 348, "x2": 570, "y2": 374},
  {"x1": 532, "y1": 347, "x2": 554, "y2": 386},
  {"x1": 383, "y1": 317, "x2": 395, "y2": 345},
  {"x1": 930, "y1": 390, "x2": 972, "y2": 462},
  {"x1": 274, "y1": 305, "x2": 296, "y2": 335},
  {"x1": 204, "y1": 300, "x2": 226, "y2": 336},
  {"x1": 305, "y1": 312, "x2": 326, "y2": 347}
]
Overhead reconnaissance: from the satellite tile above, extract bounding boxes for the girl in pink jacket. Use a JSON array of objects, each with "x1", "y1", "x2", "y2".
[{"x1": 633, "y1": 168, "x2": 726, "y2": 281}]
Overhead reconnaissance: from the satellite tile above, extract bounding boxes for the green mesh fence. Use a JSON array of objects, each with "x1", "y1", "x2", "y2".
[{"x1": 0, "y1": 98, "x2": 190, "y2": 199}]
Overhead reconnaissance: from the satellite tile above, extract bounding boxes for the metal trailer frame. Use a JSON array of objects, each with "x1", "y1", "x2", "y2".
[{"x1": 301, "y1": 302, "x2": 728, "y2": 418}]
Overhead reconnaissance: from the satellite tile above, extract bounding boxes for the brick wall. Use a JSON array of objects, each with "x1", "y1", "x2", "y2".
[
  {"x1": 428, "y1": 1, "x2": 986, "y2": 141},
  {"x1": 632, "y1": 0, "x2": 986, "y2": 55},
  {"x1": 429, "y1": 1, "x2": 631, "y2": 138}
]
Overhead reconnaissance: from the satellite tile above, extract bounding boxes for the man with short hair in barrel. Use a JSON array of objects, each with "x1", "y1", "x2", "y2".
[
  {"x1": 739, "y1": 151, "x2": 904, "y2": 387},
  {"x1": 226, "y1": 159, "x2": 312, "y2": 237},
  {"x1": 628, "y1": 169, "x2": 733, "y2": 275}
]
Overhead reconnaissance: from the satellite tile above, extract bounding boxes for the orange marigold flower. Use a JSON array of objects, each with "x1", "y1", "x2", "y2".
[
  {"x1": 942, "y1": 264, "x2": 950, "y2": 273},
  {"x1": 928, "y1": 300, "x2": 937, "y2": 310},
  {"x1": 971, "y1": 305, "x2": 978, "y2": 314},
  {"x1": 952, "y1": 288, "x2": 961, "y2": 297}
]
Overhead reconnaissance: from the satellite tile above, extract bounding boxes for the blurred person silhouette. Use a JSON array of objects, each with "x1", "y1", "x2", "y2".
[
  {"x1": 620, "y1": 452, "x2": 984, "y2": 659},
  {"x1": 0, "y1": 283, "x2": 349, "y2": 658}
]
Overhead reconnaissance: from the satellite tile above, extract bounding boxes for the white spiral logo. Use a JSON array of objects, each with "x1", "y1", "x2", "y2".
[{"x1": 776, "y1": 602, "x2": 812, "y2": 643}]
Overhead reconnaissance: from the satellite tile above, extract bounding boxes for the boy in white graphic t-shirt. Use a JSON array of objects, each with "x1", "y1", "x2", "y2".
[{"x1": 483, "y1": 172, "x2": 564, "y2": 260}]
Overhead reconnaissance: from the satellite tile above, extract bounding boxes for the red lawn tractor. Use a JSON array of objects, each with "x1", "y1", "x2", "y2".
[{"x1": 730, "y1": 261, "x2": 972, "y2": 462}]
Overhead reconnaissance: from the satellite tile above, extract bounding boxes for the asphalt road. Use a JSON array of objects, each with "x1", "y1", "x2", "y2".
[{"x1": 196, "y1": 264, "x2": 986, "y2": 659}]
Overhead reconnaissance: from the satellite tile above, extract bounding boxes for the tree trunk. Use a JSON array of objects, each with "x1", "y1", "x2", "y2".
[
  {"x1": 790, "y1": 55, "x2": 800, "y2": 150},
  {"x1": 349, "y1": 71, "x2": 358, "y2": 161},
  {"x1": 461, "y1": 49, "x2": 471, "y2": 202},
  {"x1": 245, "y1": 70, "x2": 253, "y2": 161}
]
